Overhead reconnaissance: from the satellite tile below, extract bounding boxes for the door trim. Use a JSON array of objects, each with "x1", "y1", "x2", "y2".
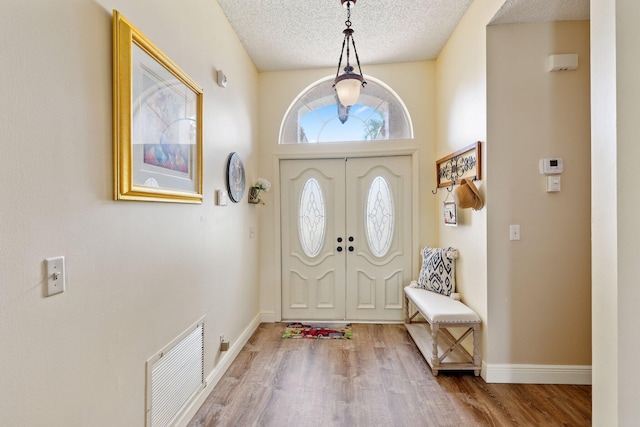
[{"x1": 272, "y1": 147, "x2": 420, "y2": 322}]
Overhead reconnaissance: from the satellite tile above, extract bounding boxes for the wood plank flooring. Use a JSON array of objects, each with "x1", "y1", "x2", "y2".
[{"x1": 188, "y1": 323, "x2": 591, "y2": 427}]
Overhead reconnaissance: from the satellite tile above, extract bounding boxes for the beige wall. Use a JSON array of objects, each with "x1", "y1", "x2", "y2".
[
  {"x1": 487, "y1": 21, "x2": 591, "y2": 371},
  {"x1": 257, "y1": 62, "x2": 437, "y2": 320},
  {"x1": 0, "y1": 0, "x2": 260, "y2": 425},
  {"x1": 436, "y1": 0, "x2": 591, "y2": 383},
  {"x1": 591, "y1": 0, "x2": 640, "y2": 424}
]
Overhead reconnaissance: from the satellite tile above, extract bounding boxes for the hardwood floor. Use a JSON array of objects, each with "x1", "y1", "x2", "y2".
[{"x1": 188, "y1": 323, "x2": 591, "y2": 427}]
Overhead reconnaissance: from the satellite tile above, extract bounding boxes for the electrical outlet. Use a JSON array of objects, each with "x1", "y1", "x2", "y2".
[{"x1": 220, "y1": 333, "x2": 229, "y2": 352}]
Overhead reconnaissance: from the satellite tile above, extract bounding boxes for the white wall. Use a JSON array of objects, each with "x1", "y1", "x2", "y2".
[
  {"x1": 591, "y1": 0, "x2": 640, "y2": 424},
  {"x1": 435, "y1": 0, "x2": 505, "y2": 367},
  {"x1": 0, "y1": 1, "x2": 260, "y2": 425}
]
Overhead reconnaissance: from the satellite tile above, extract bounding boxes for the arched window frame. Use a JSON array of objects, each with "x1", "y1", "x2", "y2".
[{"x1": 279, "y1": 75, "x2": 414, "y2": 144}]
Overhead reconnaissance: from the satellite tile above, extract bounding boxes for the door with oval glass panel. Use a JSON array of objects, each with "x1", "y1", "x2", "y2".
[{"x1": 280, "y1": 156, "x2": 412, "y2": 321}]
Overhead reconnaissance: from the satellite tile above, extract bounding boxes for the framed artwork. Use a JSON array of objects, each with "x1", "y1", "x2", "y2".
[
  {"x1": 436, "y1": 141, "x2": 482, "y2": 189},
  {"x1": 226, "y1": 152, "x2": 246, "y2": 203},
  {"x1": 112, "y1": 10, "x2": 203, "y2": 203},
  {"x1": 444, "y1": 201, "x2": 457, "y2": 226}
]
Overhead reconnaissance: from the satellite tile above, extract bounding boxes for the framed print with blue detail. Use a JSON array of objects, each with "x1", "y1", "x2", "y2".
[
  {"x1": 226, "y1": 152, "x2": 245, "y2": 203},
  {"x1": 112, "y1": 10, "x2": 203, "y2": 204}
]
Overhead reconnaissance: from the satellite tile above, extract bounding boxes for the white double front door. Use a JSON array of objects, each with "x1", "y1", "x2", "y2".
[{"x1": 280, "y1": 156, "x2": 412, "y2": 322}]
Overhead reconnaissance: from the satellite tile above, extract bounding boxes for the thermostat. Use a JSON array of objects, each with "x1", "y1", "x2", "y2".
[{"x1": 539, "y1": 158, "x2": 563, "y2": 175}]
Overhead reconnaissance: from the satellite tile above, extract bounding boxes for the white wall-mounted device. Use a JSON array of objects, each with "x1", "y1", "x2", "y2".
[
  {"x1": 509, "y1": 224, "x2": 520, "y2": 241},
  {"x1": 539, "y1": 158, "x2": 563, "y2": 175},
  {"x1": 547, "y1": 54, "x2": 578, "y2": 72},
  {"x1": 46, "y1": 256, "x2": 66, "y2": 296},
  {"x1": 216, "y1": 69, "x2": 227, "y2": 88},
  {"x1": 546, "y1": 175, "x2": 561, "y2": 192},
  {"x1": 216, "y1": 189, "x2": 228, "y2": 206}
]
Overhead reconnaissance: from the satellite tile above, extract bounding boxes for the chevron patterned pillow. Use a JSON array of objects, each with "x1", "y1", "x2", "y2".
[{"x1": 417, "y1": 246, "x2": 458, "y2": 296}]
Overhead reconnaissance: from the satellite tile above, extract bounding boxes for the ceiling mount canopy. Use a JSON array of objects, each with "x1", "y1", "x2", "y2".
[{"x1": 333, "y1": 0, "x2": 366, "y2": 108}]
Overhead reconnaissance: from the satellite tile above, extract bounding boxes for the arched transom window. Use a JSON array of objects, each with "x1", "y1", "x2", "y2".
[{"x1": 279, "y1": 76, "x2": 413, "y2": 144}]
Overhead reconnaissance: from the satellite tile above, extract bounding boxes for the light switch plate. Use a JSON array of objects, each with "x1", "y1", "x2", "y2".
[
  {"x1": 46, "y1": 256, "x2": 65, "y2": 296},
  {"x1": 509, "y1": 225, "x2": 520, "y2": 241},
  {"x1": 217, "y1": 189, "x2": 228, "y2": 206},
  {"x1": 546, "y1": 175, "x2": 561, "y2": 192}
]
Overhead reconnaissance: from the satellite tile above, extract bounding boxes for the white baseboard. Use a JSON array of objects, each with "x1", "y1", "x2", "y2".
[
  {"x1": 483, "y1": 363, "x2": 592, "y2": 385},
  {"x1": 175, "y1": 313, "x2": 261, "y2": 427},
  {"x1": 260, "y1": 310, "x2": 277, "y2": 323}
]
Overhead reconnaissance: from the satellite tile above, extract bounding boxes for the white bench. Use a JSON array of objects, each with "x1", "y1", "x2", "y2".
[{"x1": 404, "y1": 284, "x2": 481, "y2": 376}]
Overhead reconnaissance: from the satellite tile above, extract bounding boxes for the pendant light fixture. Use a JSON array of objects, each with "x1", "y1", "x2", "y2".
[{"x1": 333, "y1": 0, "x2": 366, "y2": 107}]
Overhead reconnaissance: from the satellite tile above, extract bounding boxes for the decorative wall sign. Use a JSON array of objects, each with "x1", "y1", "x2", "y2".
[
  {"x1": 435, "y1": 141, "x2": 482, "y2": 189},
  {"x1": 112, "y1": 11, "x2": 203, "y2": 203},
  {"x1": 443, "y1": 201, "x2": 457, "y2": 226},
  {"x1": 226, "y1": 152, "x2": 246, "y2": 203}
]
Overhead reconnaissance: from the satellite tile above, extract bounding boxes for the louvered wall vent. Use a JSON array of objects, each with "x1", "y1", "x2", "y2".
[{"x1": 146, "y1": 317, "x2": 205, "y2": 427}]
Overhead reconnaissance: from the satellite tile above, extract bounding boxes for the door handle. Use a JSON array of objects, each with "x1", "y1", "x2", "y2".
[
  {"x1": 348, "y1": 246, "x2": 354, "y2": 252},
  {"x1": 337, "y1": 237, "x2": 343, "y2": 243},
  {"x1": 348, "y1": 236, "x2": 354, "y2": 242},
  {"x1": 337, "y1": 246, "x2": 343, "y2": 252}
]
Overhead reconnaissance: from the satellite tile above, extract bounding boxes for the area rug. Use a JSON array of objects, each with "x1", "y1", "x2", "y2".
[{"x1": 282, "y1": 322, "x2": 352, "y2": 339}]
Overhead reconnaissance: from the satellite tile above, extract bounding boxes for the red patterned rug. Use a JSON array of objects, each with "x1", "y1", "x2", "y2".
[{"x1": 282, "y1": 322, "x2": 352, "y2": 339}]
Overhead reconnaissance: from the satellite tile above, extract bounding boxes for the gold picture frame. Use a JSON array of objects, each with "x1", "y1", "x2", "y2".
[{"x1": 112, "y1": 10, "x2": 203, "y2": 203}]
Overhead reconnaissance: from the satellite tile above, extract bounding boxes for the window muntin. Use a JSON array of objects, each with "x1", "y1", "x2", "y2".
[{"x1": 280, "y1": 76, "x2": 413, "y2": 144}]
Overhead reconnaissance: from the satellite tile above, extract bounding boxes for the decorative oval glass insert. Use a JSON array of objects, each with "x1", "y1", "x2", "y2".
[
  {"x1": 365, "y1": 176, "x2": 395, "y2": 257},
  {"x1": 298, "y1": 178, "x2": 326, "y2": 257}
]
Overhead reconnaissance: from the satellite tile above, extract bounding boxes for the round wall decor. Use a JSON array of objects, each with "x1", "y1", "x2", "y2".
[{"x1": 226, "y1": 152, "x2": 246, "y2": 203}]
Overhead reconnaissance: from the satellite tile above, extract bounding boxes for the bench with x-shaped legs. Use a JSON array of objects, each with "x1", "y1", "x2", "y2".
[{"x1": 404, "y1": 285, "x2": 481, "y2": 376}]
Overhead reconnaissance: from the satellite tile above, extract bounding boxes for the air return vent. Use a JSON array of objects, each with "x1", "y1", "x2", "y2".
[{"x1": 146, "y1": 318, "x2": 205, "y2": 427}]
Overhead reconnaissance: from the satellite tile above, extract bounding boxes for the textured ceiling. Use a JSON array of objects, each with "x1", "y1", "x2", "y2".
[
  {"x1": 490, "y1": 0, "x2": 589, "y2": 25},
  {"x1": 217, "y1": 0, "x2": 590, "y2": 73},
  {"x1": 217, "y1": 0, "x2": 473, "y2": 72}
]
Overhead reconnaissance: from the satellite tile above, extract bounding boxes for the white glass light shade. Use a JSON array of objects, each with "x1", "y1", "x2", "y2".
[{"x1": 335, "y1": 76, "x2": 362, "y2": 107}]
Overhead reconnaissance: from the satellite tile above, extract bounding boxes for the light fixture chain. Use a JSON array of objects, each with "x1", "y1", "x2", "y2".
[
  {"x1": 335, "y1": 34, "x2": 348, "y2": 79},
  {"x1": 351, "y1": 36, "x2": 364, "y2": 80},
  {"x1": 345, "y1": 33, "x2": 351, "y2": 69},
  {"x1": 333, "y1": 0, "x2": 366, "y2": 107}
]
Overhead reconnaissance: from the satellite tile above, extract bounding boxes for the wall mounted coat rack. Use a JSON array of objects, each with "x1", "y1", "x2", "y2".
[{"x1": 432, "y1": 141, "x2": 482, "y2": 194}]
